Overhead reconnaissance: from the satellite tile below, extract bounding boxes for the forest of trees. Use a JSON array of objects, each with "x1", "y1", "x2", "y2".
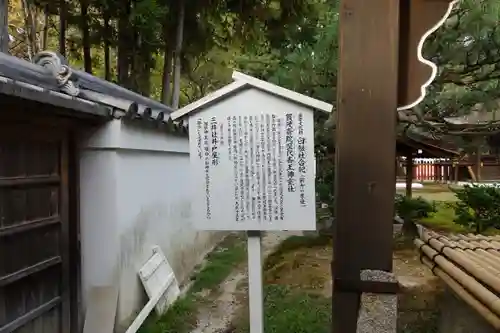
[
  {"x1": 0, "y1": 0, "x2": 500, "y2": 207},
  {"x1": 0, "y1": 0, "x2": 498, "y2": 115},
  {"x1": 0, "y1": 0, "x2": 331, "y2": 110}
]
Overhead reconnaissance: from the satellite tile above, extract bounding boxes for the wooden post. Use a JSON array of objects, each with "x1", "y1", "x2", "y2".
[
  {"x1": 443, "y1": 161, "x2": 448, "y2": 183},
  {"x1": 475, "y1": 146, "x2": 482, "y2": 182},
  {"x1": 333, "y1": 0, "x2": 399, "y2": 331},
  {"x1": 405, "y1": 152, "x2": 413, "y2": 197},
  {"x1": 333, "y1": 0, "x2": 457, "y2": 331},
  {"x1": 0, "y1": 0, "x2": 8, "y2": 53}
]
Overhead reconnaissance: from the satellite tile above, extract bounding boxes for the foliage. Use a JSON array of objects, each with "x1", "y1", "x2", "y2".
[
  {"x1": 400, "y1": 0, "x2": 500, "y2": 151},
  {"x1": 141, "y1": 233, "x2": 247, "y2": 333},
  {"x1": 394, "y1": 194, "x2": 437, "y2": 223},
  {"x1": 395, "y1": 194, "x2": 436, "y2": 239},
  {"x1": 419, "y1": 202, "x2": 468, "y2": 233},
  {"x1": 237, "y1": 0, "x2": 339, "y2": 217},
  {"x1": 139, "y1": 295, "x2": 197, "y2": 333},
  {"x1": 451, "y1": 184, "x2": 500, "y2": 233},
  {"x1": 4, "y1": 0, "x2": 317, "y2": 105},
  {"x1": 234, "y1": 284, "x2": 331, "y2": 333},
  {"x1": 189, "y1": 233, "x2": 246, "y2": 293},
  {"x1": 423, "y1": 0, "x2": 500, "y2": 117}
]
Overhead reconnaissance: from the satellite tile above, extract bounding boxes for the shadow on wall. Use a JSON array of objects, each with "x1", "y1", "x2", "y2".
[{"x1": 114, "y1": 201, "x2": 226, "y2": 331}]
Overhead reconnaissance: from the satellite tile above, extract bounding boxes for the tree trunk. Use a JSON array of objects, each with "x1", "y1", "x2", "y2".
[
  {"x1": 138, "y1": 38, "x2": 152, "y2": 97},
  {"x1": 80, "y1": 0, "x2": 92, "y2": 73},
  {"x1": 138, "y1": 55, "x2": 151, "y2": 97},
  {"x1": 117, "y1": 1, "x2": 131, "y2": 86},
  {"x1": 103, "y1": 8, "x2": 111, "y2": 81},
  {"x1": 21, "y1": 0, "x2": 37, "y2": 60},
  {"x1": 161, "y1": 46, "x2": 173, "y2": 104},
  {"x1": 59, "y1": 0, "x2": 67, "y2": 56},
  {"x1": 171, "y1": 0, "x2": 185, "y2": 109},
  {"x1": 129, "y1": 24, "x2": 140, "y2": 91},
  {"x1": 401, "y1": 218, "x2": 418, "y2": 239},
  {"x1": 132, "y1": 31, "x2": 151, "y2": 96},
  {"x1": 0, "y1": 0, "x2": 9, "y2": 53},
  {"x1": 42, "y1": 5, "x2": 50, "y2": 50},
  {"x1": 32, "y1": 8, "x2": 40, "y2": 52}
]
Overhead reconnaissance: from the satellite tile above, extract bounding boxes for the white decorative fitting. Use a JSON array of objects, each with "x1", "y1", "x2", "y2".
[{"x1": 397, "y1": 0, "x2": 460, "y2": 111}]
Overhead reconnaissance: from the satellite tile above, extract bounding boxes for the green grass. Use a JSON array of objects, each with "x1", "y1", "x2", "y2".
[
  {"x1": 396, "y1": 189, "x2": 458, "y2": 202},
  {"x1": 420, "y1": 202, "x2": 467, "y2": 233},
  {"x1": 419, "y1": 201, "x2": 500, "y2": 235},
  {"x1": 396, "y1": 185, "x2": 466, "y2": 233},
  {"x1": 399, "y1": 309, "x2": 440, "y2": 333},
  {"x1": 233, "y1": 285, "x2": 331, "y2": 333},
  {"x1": 264, "y1": 234, "x2": 331, "y2": 270},
  {"x1": 139, "y1": 296, "x2": 198, "y2": 333},
  {"x1": 190, "y1": 233, "x2": 247, "y2": 293},
  {"x1": 140, "y1": 233, "x2": 247, "y2": 333}
]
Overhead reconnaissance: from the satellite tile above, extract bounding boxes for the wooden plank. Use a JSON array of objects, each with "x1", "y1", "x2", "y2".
[
  {"x1": 0, "y1": 287, "x2": 4, "y2": 331},
  {"x1": 0, "y1": 216, "x2": 60, "y2": 237},
  {"x1": 68, "y1": 132, "x2": 83, "y2": 332},
  {"x1": 125, "y1": 275, "x2": 175, "y2": 333},
  {"x1": 82, "y1": 286, "x2": 119, "y2": 333},
  {"x1": 0, "y1": 296, "x2": 61, "y2": 333},
  {"x1": 0, "y1": 123, "x2": 67, "y2": 140},
  {"x1": 59, "y1": 137, "x2": 71, "y2": 333},
  {"x1": 0, "y1": 176, "x2": 60, "y2": 188},
  {"x1": 0, "y1": 256, "x2": 62, "y2": 287},
  {"x1": 333, "y1": 0, "x2": 400, "y2": 331},
  {"x1": 138, "y1": 246, "x2": 180, "y2": 316}
]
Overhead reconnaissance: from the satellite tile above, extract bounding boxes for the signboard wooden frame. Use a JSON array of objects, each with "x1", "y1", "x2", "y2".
[{"x1": 171, "y1": 71, "x2": 332, "y2": 333}]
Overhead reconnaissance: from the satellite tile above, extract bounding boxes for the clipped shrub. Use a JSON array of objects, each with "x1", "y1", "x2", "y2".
[
  {"x1": 451, "y1": 184, "x2": 500, "y2": 234},
  {"x1": 394, "y1": 194, "x2": 436, "y2": 238},
  {"x1": 395, "y1": 194, "x2": 436, "y2": 222}
]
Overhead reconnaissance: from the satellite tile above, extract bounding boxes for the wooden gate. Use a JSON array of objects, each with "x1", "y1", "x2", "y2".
[{"x1": 0, "y1": 125, "x2": 72, "y2": 333}]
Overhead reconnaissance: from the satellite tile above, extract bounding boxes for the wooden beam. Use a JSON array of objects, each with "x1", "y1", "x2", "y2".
[
  {"x1": 406, "y1": 153, "x2": 413, "y2": 197},
  {"x1": 476, "y1": 147, "x2": 482, "y2": 181},
  {"x1": 333, "y1": 0, "x2": 399, "y2": 331}
]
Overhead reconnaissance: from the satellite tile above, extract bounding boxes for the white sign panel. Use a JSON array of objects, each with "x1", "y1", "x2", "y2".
[{"x1": 188, "y1": 102, "x2": 316, "y2": 231}]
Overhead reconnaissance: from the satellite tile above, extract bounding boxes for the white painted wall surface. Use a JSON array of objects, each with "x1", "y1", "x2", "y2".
[{"x1": 79, "y1": 120, "x2": 224, "y2": 329}]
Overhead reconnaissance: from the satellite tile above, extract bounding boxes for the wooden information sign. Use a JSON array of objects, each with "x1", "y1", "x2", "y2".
[{"x1": 171, "y1": 71, "x2": 332, "y2": 333}]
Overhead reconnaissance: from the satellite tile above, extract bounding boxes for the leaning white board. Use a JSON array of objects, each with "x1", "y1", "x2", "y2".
[
  {"x1": 138, "y1": 246, "x2": 180, "y2": 315},
  {"x1": 188, "y1": 99, "x2": 317, "y2": 231}
]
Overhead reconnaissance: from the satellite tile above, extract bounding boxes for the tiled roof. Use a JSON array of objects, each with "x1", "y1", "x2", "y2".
[
  {"x1": 0, "y1": 51, "x2": 187, "y2": 135},
  {"x1": 416, "y1": 228, "x2": 500, "y2": 329},
  {"x1": 170, "y1": 71, "x2": 333, "y2": 121}
]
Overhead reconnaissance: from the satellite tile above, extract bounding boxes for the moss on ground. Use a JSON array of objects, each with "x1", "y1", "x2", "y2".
[{"x1": 139, "y1": 233, "x2": 246, "y2": 333}]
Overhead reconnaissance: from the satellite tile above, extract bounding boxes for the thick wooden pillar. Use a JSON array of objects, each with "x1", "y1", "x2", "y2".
[
  {"x1": 332, "y1": 0, "x2": 399, "y2": 331},
  {"x1": 475, "y1": 147, "x2": 482, "y2": 182},
  {"x1": 406, "y1": 152, "x2": 413, "y2": 197}
]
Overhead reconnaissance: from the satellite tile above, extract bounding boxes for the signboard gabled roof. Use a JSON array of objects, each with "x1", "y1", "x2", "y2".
[{"x1": 170, "y1": 71, "x2": 333, "y2": 120}]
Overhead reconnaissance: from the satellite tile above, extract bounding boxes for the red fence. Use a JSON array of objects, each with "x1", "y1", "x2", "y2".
[
  {"x1": 414, "y1": 158, "x2": 454, "y2": 182},
  {"x1": 401, "y1": 157, "x2": 500, "y2": 182}
]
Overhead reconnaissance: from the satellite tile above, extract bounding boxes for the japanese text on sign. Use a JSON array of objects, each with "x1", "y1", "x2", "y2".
[{"x1": 190, "y1": 108, "x2": 315, "y2": 231}]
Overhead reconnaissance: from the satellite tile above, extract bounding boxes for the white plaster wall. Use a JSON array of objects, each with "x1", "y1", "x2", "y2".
[{"x1": 79, "y1": 120, "x2": 224, "y2": 329}]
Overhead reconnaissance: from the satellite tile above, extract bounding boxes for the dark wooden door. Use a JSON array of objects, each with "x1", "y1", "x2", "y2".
[{"x1": 0, "y1": 125, "x2": 71, "y2": 333}]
